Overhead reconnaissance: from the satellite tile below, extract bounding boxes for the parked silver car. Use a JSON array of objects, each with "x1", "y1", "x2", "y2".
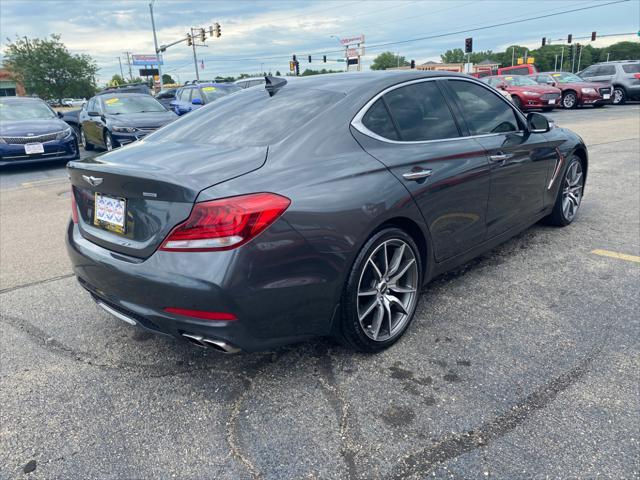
[{"x1": 578, "y1": 60, "x2": 640, "y2": 105}]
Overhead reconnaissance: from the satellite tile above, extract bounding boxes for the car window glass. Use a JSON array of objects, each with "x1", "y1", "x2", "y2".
[
  {"x1": 597, "y1": 65, "x2": 616, "y2": 75},
  {"x1": 622, "y1": 64, "x2": 640, "y2": 74},
  {"x1": 580, "y1": 66, "x2": 596, "y2": 77},
  {"x1": 382, "y1": 81, "x2": 459, "y2": 141},
  {"x1": 361, "y1": 99, "x2": 399, "y2": 140},
  {"x1": 147, "y1": 87, "x2": 343, "y2": 147},
  {"x1": 447, "y1": 80, "x2": 520, "y2": 135}
]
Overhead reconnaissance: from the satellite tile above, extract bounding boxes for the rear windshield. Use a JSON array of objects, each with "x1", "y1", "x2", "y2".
[
  {"x1": 622, "y1": 64, "x2": 640, "y2": 74},
  {"x1": 503, "y1": 76, "x2": 538, "y2": 86},
  {"x1": 0, "y1": 100, "x2": 56, "y2": 121},
  {"x1": 147, "y1": 86, "x2": 344, "y2": 146},
  {"x1": 199, "y1": 85, "x2": 241, "y2": 102}
]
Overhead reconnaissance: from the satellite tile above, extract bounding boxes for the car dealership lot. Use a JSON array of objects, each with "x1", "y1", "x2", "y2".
[{"x1": 1, "y1": 105, "x2": 638, "y2": 478}]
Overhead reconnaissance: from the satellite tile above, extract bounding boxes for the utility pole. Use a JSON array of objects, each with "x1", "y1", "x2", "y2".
[
  {"x1": 123, "y1": 51, "x2": 133, "y2": 81},
  {"x1": 554, "y1": 54, "x2": 558, "y2": 71},
  {"x1": 511, "y1": 46, "x2": 515, "y2": 66},
  {"x1": 576, "y1": 44, "x2": 583, "y2": 72},
  {"x1": 149, "y1": 0, "x2": 164, "y2": 91},
  {"x1": 190, "y1": 28, "x2": 200, "y2": 81},
  {"x1": 560, "y1": 46, "x2": 564, "y2": 72},
  {"x1": 117, "y1": 56, "x2": 124, "y2": 79}
]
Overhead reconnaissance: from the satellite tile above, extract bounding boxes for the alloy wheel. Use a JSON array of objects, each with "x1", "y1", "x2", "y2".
[
  {"x1": 80, "y1": 129, "x2": 87, "y2": 148},
  {"x1": 613, "y1": 88, "x2": 624, "y2": 105},
  {"x1": 357, "y1": 239, "x2": 418, "y2": 342},
  {"x1": 562, "y1": 93, "x2": 577, "y2": 109},
  {"x1": 105, "y1": 132, "x2": 113, "y2": 151},
  {"x1": 562, "y1": 161, "x2": 583, "y2": 222}
]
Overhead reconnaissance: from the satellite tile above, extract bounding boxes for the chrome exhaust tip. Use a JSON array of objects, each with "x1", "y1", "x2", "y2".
[{"x1": 181, "y1": 333, "x2": 240, "y2": 354}]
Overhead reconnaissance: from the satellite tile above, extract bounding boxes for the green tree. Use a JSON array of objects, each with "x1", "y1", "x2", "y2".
[
  {"x1": 371, "y1": 51, "x2": 409, "y2": 70},
  {"x1": 3, "y1": 34, "x2": 98, "y2": 101},
  {"x1": 275, "y1": 70, "x2": 281, "y2": 76},
  {"x1": 301, "y1": 68, "x2": 342, "y2": 76},
  {"x1": 162, "y1": 73, "x2": 175, "y2": 84},
  {"x1": 108, "y1": 74, "x2": 125, "y2": 87},
  {"x1": 599, "y1": 41, "x2": 640, "y2": 62},
  {"x1": 440, "y1": 48, "x2": 466, "y2": 63}
]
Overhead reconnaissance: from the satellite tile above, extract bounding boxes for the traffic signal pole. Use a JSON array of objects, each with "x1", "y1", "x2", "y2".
[{"x1": 149, "y1": 1, "x2": 163, "y2": 90}]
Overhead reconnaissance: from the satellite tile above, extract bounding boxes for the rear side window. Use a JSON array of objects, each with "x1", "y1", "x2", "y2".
[
  {"x1": 382, "y1": 81, "x2": 459, "y2": 141},
  {"x1": 147, "y1": 87, "x2": 344, "y2": 146},
  {"x1": 361, "y1": 99, "x2": 399, "y2": 140},
  {"x1": 447, "y1": 80, "x2": 519, "y2": 135},
  {"x1": 622, "y1": 64, "x2": 640, "y2": 73},
  {"x1": 597, "y1": 65, "x2": 616, "y2": 75}
]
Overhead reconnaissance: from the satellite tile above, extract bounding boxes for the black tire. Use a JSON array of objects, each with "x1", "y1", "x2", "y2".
[
  {"x1": 71, "y1": 124, "x2": 80, "y2": 140},
  {"x1": 103, "y1": 130, "x2": 117, "y2": 151},
  {"x1": 338, "y1": 227, "x2": 423, "y2": 352},
  {"x1": 612, "y1": 87, "x2": 626, "y2": 105},
  {"x1": 544, "y1": 155, "x2": 584, "y2": 227},
  {"x1": 511, "y1": 95, "x2": 522, "y2": 110},
  {"x1": 80, "y1": 127, "x2": 94, "y2": 151},
  {"x1": 562, "y1": 91, "x2": 578, "y2": 109}
]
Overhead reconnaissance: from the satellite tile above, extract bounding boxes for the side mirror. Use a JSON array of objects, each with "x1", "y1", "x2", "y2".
[
  {"x1": 88, "y1": 111, "x2": 100, "y2": 117},
  {"x1": 191, "y1": 98, "x2": 203, "y2": 105},
  {"x1": 527, "y1": 112, "x2": 550, "y2": 133},
  {"x1": 57, "y1": 111, "x2": 64, "y2": 118},
  {"x1": 498, "y1": 83, "x2": 507, "y2": 90}
]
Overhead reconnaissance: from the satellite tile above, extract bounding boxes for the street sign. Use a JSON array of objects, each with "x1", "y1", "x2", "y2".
[
  {"x1": 340, "y1": 34, "x2": 364, "y2": 46},
  {"x1": 517, "y1": 57, "x2": 524, "y2": 65},
  {"x1": 132, "y1": 54, "x2": 163, "y2": 66},
  {"x1": 139, "y1": 68, "x2": 159, "y2": 76},
  {"x1": 347, "y1": 58, "x2": 359, "y2": 65},
  {"x1": 526, "y1": 57, "x2": 535, "y2": 64}
]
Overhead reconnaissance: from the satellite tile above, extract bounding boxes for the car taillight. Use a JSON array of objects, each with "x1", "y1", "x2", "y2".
[
  {"x1": 160, "y1": 193, "x2": 291, "y2": 252},
  {"x1": 71, "y1": 187, "x2": 79, "y2": 224},
  {"x1": 634, "y1": 73, "x2": 640, "y2": 80},
  {"x1": 163, "y1": 307, "x2": 237, "y2": 321}
]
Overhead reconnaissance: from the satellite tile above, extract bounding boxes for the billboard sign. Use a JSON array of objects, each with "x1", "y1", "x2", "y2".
[
  {"x1": 340, "y1": 34, "x2": 364, "y2": 46},
  {"x1": 132, "y1": 54, "x2": 163, "y2": 66}
]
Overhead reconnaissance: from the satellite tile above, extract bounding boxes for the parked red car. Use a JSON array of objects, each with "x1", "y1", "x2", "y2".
[
  {"x1": 497, "y1": 64, "x2": 539, "y2": 76},
  {"x1": 529, "y1": 72, "x2": 613, "y2": 109},
  {"x1": 481, "y1": 75, "x2": 561, "y2": 111}
]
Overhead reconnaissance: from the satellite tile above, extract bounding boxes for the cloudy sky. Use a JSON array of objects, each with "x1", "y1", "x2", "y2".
[{"x1": 1, "y1": 0, "x2": 638, "y2": 83}]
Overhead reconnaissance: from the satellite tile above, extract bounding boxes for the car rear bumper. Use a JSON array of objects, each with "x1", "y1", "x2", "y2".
[
  {"x1": 65, "y1": 220, "x2": 344, "y2": 352},
  {"x1": 0, "y1": 137, "x2": 79, "y2": 167}
]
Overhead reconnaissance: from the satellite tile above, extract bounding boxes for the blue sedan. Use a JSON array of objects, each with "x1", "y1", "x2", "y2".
[
  {"x1": 169, "y1": 82, "x2": 241, "y2": 115},
  {"x1": 0, "y1": 97, "x2": 79, "y2": 167}
]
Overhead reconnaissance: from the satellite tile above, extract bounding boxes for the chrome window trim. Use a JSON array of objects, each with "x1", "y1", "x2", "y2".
[{"x1": 351, "y1": 75, "x2": 527, "y2": 145}]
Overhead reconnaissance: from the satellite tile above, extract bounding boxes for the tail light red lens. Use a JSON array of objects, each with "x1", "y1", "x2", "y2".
[
  {"x1": 71, "y1": 187, "x2": 79, "y2": 224},
  {"x1": 634, "y1": 73, "x2": 640, "y2": 80},
  {"x1": 160, "y1": 193, "x2": 291, "y2": 252}
]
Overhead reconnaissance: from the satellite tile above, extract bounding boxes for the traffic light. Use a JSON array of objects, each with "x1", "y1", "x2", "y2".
[
  {"x1": 410, "y1": 59, "x2": 415, "y2": 69},
  {"x1": 199, "y1": 28, "x2": 206, "y2": 43},
  {"x1": 567, "y1": 34, "x2": 572, "y2": 44},
  {"x1": 591, "y1": 31, "x2": 597, "y2": 41},
  {"x1": 541, "y1": 37, "x2": 546, "y2": 47},
  {"x1": 213, "y1": 23, "x2": 221, "y2": 38},
  {"x1": 576, "y1": 43, "x2": 582, "y2": 56},
  {"x1": 289, "y1": 61, "x2": 295, "y2": 72},
  {"x1": 308, "y1": 55, "x2": 312, "y2": 63},
  {"x1": 186, "y1": 33, "x2": 192, "y2": 46},
  {"x1": 323, "y1": 55, "x2": 327, "y2": 63},
  {"x1": 464, "y1": 37, "x2": 473, "y2": 54}
]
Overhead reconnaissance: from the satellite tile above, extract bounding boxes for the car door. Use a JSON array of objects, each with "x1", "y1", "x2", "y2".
[
  {"x1": 84, "y1": 98, "x2": 101, "y2": 144},
  {"x1": 351, "y1": 79, "x2": 491, "y2": 262},
  {"x1": 444, "y1": 79, "x2": 557, "y2": 239}
]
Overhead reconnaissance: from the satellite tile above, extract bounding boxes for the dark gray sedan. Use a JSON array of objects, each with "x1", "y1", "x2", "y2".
[{"x1": 66, "y1": 71, "x2": 588, "y2": 353}]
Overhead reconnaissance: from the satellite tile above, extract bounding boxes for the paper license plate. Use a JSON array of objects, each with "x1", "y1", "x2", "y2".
[
  {"x1": 603, "y1": 94, "x2": 610, "y2": 99},
  {"x1": 548, "y1": 99, "x2": 556, "y2": 104},
  {"x1": 94, "y1": 193, "x2": 126, "y2": 234},
  {"x1": 24, "y1": 143, "x2": 44, "y2": 154}
]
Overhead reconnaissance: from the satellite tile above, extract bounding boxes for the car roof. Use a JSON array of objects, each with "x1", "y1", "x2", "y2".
[
  {"x1": 0, "y1": 96, "x2": 46, "y2": 103},
  {"x1": 258, "y1": 71, "x2": 472, "y2": 95},
  {"x1": 97, "y1": 93, "x2": 151, "y2": 99}
]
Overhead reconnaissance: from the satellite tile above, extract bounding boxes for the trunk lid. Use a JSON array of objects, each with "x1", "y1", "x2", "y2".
[{"x1": 68, "y1": 140, "x2": 267, "y2": 258}]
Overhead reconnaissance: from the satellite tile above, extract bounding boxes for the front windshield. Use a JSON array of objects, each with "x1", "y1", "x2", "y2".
[
  {"x1": 550, "y1": 72, "x2": 583, "y2": 83},
  {"x1": 199, "y1": 85, "x2": 241, "y2": 102},
  {"x1": 0, "y1": 100, "x2": 57, "y2": 121},
  {"x1": 503, "y1": 76, "x2": 538, "y2": 86},
  {"x1": 102, "y1": 96, "x2": 166, "y2": 114}
]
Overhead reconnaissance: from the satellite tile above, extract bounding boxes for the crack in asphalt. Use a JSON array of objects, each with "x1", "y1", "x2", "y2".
[
  {"x1": 0, "y1": 313, "x2": 238, "y2": 379},
  {"x1": 313, "y1": 345, "x2": 360, "y2": 480},
  {"x1": 0, "y1": 273, "x2": 74, "y2": 295},
  {"x1": 389, "y1": 344, "x2": 604, "y2": 479}
]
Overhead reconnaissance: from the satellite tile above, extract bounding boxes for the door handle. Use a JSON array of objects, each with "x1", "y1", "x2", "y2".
[
  {"x1": 402, "y1": 169, "x2": 432, "y2": 181},
  {"x1": 489, "y1": 153, "x2": 513, "y2": 163}
]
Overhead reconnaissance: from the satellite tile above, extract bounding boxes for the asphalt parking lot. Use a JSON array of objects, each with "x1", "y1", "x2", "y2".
[{"x1": 1, "y1": 104, "x2": 639, "y2": 479}]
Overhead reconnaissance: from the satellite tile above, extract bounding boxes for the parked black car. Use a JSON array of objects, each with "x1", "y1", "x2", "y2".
[
  {"x1": 67, "y1": 72, "x2": 588, "y2": 353},
  {"x1": 78, "y1": 93, "x2": 177, "y2": 151},
  {"x1": 154, "y1": 88, "x2": 177, "y2": 109},
  {"x1": 99, "y1": 83, "x2": 151, "y2": 96},
  {"x1": 1, "y1": 96, "x2": 79, "y2": 167}
]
